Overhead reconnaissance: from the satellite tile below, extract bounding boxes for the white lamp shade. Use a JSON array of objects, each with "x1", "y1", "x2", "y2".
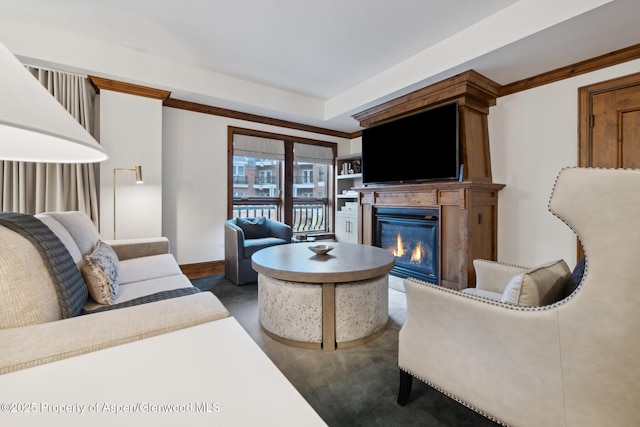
[{"x1": 0, "y1": 42, "x2": 108, "y2": 163}]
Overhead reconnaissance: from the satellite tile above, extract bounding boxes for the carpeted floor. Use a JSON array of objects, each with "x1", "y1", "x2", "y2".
[{"x1": 192, "y1": 274, "x2": 501, "y2": 427}]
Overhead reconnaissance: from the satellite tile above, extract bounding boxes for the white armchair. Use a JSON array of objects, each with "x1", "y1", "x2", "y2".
[{"x1": 397, "y1": 167, "x2": 640, "y2": 427}]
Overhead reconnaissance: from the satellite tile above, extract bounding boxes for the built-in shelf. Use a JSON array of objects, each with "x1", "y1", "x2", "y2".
[
  {"x1": 335, "y1": 155, "x2": 362, "y2": 243},
  {"x1": 337, "y1": 173, "x2": 362, "y2": 180}
]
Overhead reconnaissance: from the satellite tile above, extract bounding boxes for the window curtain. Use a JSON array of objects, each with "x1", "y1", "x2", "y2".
[
  {"x1": 233, "y1": 134, "x2": 285, "y2": 160},
  {"x1": 293, "y1": 142, "x2": 333, "y2": 164},
  {"x1": 0, "y1": 67, "x2": 100, "y2": 225}
]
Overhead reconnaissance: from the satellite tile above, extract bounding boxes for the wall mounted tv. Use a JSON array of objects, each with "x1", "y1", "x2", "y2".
[{"x1": 361, "y1": 101, "x2": 460, "y2": 185}]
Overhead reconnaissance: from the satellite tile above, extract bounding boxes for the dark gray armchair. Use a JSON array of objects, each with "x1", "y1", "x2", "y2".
[{"x1": 224, "y1": 217, "x2": 293, "y2": 284}]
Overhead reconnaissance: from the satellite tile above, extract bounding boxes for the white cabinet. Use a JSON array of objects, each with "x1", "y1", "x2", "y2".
[
  {"x1": 335, "y1": 154, "x2": 361, "y2": 243},
  {"x1": 335, "y1": 211, "x2": 358, "y2": 243}
]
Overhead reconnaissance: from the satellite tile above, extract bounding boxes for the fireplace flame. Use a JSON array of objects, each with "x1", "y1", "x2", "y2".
[
  {"x1": 386, "y1": 233, "x2": 428, "y2": 264},
  {"x1": 392, "y1": 234, "x2": 404, "y2": 257},
  {"x1": 411, "y1": 242, "x2": 424, "y2": 262}
]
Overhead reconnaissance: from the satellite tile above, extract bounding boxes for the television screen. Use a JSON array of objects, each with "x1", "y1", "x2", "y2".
[{"x1": 361, "y1": 102, "x2": 460, "y2": 185}]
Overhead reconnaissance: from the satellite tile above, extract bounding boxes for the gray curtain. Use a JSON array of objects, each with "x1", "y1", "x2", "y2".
[{"x1": 0, "y1": 67, "x2": 100, "y2": 225}]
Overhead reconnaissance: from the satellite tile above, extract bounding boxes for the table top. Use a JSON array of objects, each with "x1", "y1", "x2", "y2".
[
  {"x1": 251, "y1": 242, "x2": 395, "y2": 283},
  {"x1": 0, "y1": 318, "x2": 326, "y2": 426}
]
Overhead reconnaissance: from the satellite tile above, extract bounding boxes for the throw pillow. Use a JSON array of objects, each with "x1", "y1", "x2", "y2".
[
  {"x1": 80, "y1": 240, "x2": 121, "y2": 305},
  {"x1": 500, "y1": 259, "x2": 571, "y2": 306},
  {"x1": 236, "y1": 217, "x2": 270, "y2": 239},
  {"x1": 564, "y1": 256, "x2": 586, "y2": 298}
]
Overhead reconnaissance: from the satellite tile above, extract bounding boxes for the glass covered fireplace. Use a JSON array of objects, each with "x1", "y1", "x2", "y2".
[{"x1": 374, "y1": 207, "x2": 439, "y2": 284}]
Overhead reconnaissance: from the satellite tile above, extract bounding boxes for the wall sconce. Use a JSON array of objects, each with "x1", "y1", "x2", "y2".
[{"x1": 113, "y1": 165, "x2": 143, "y2": 239}]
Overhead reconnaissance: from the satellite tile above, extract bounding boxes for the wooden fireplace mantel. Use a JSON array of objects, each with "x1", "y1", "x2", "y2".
[
  {"x1": 352, "y1": 70, "x2": 504, "y2": 290},
  {"x1": 357, "y1": 181, "x2": 504, "y2": 290}
]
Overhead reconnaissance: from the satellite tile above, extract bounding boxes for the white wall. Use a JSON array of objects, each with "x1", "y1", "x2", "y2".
[
  {"x1": 162, "y1": 108, "x2": 349, "y2": 264},
  {"x1": 489, "y1": 59, "x2": 640, "y2": 269},
  {"x1": 97, "y1": 91, "x2": 163, "y2": 240},
  {"x1": 99, "y1": 58, "x2": 640, "y2": 269}
]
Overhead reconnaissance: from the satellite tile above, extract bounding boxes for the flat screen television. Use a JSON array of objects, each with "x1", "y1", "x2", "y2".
[{"x1": 361, "y1": 101, "x2": 460, "y2": 185}]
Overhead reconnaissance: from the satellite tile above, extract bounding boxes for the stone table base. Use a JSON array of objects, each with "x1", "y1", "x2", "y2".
[{"x1": 258, "y1": 273, "x2": 389, "y2": 351}]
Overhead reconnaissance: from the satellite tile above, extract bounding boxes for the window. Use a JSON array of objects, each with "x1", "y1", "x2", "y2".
[{"x1": 228, "y1": 128, "x2": 336, "y2": 235}]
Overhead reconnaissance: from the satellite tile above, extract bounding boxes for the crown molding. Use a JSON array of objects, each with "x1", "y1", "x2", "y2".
[
  {"x1": 500, "y1": 42, "x2": 640, "y2": 97},
  {"x1": 89, "y1": 75, "x2": 171, "y2": 100},
  {"x1": 164, "y1": 98, "x2": 352, "y2": 139}
]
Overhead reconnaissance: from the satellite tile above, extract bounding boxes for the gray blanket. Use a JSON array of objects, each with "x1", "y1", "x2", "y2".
[{"x1": 0, "y1": 212, "x2": 88, "y2": 317}]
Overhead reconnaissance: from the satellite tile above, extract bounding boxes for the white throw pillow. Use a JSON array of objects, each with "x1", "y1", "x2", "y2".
[
  {"x1": 500, "y1": 260, "x2": 571, "y2": 306},
  {"x1": 80, "y1": 240, "x2": 121, "y2": 305}
]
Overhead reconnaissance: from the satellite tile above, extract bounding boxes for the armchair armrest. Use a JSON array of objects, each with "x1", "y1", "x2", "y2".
[
  {"x1": 0, "y1": 292, "x2": 229, "y2": 375},
  {"x1": 473, "y1": 259, "x2": 528, "y2": 294},
  {"x1": 224, "y1": 221, "x2": 246, "y2": 251},
  {"x1": 268, "y1": 220, "x2": 293, "y2": 241},
  {"x1": 103, "y1": 237, "x2": 170, "y2": 260}
]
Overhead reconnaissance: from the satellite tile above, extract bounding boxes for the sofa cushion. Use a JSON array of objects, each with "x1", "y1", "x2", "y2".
[
  {"x1": 500, "y1": 260, "x2": 571, "y2": 306},
  {"x1": 118, "y1": 254, "x2": 183, "y2": 285},
  {"x1": 35, "y1": 214, "x2": 83, "y2": 264},
  {"x1": 244, "y1": 237, "x2": 289, "y2": 258},
  {"x1": 83, "y1": 274, "x2": 194, "y2": 312},
  {"x1": 80, "y1": 240, "x2": 121, "y2": 305},
  {"x1": 39, "y1": 211, "x2": 100, "y2": 257},
  {"x1": 236, "y1": 217, "x2": 270, "y2": 239}
]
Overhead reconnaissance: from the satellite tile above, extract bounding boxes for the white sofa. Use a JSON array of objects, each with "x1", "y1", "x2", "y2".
[{"x1": 0, "y1": 211, "x2": 229, "y2": 375}]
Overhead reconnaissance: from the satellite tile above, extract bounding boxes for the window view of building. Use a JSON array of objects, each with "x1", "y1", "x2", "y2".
[{"x1": 230, "y1": 132, "x2": 334, "y2": 235}]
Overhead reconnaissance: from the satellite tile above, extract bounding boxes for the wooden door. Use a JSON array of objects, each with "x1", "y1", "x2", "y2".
[
  {"x1": 580, "y1": 72, "x2": 640, "y2": 169},
  {"x1": 578, "y1": 73, "x2": 640, "y2": 258}
]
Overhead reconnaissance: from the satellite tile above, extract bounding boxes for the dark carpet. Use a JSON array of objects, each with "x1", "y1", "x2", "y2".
[{"x1": 192, "y1": 275, "x2": 501, "y2": 427}]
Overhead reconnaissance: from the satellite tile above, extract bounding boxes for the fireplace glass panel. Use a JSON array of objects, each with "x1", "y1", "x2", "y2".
[{"x1": 375, "y1": 208, "x2": 439, "y2": 283}]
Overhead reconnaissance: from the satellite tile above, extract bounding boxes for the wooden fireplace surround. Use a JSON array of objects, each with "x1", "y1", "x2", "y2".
[{"x1": 352, "y1": 70, "x2": 505, "y2": 290}]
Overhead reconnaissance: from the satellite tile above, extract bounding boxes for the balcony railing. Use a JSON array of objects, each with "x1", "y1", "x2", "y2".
[
  {"x1": 254, "y1": 176, "x2": 278, "y2": 185},
  {"x1": 232, "y1": 175, "x2": 249, "y2": 185},
  {"x1": 232, "y1": 200, "x2": 328, "y2": 233},
  {"x1": 292, "y1": 200, "x2": 327, "y2": 232},
  {"x1": 233, "y1": 205, "x2": 278, "y2": 220}
]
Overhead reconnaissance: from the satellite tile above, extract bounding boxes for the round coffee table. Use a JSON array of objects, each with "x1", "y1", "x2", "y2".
[{"x1": 252, "y1": 242, "x2": 395, "y2": 351}]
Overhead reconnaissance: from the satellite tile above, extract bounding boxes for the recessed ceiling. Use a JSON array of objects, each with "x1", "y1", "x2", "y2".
[{"x1": 0, "y1": 0, "x2": 638, "y2": 132}]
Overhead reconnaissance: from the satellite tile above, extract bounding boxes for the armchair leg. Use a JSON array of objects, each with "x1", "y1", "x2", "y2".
[{"x1": 397, "y1": 369, "x2": 413, "y2": 406}]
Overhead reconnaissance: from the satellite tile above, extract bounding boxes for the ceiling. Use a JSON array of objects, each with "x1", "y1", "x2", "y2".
[{"x1": 0, "y1": 0, "x2": 639, "y2": 133}]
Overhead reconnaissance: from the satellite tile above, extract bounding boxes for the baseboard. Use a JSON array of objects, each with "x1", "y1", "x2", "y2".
[{"x1": 180, "y1": 260, "x2": 224, "y2": 279}]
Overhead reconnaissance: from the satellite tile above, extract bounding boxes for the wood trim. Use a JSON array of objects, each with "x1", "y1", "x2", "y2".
[
  {"x1": 228, "y1": 126, "x2": 339, "y2": 149},
  {"x1": 180, "y1": 260, "x2": 224, "y2": 279},
  {"x1": 227, "y1": 126, "x2": 338, "y2": 220},
  {"x1": 164, "y1": 97, "x2": 352, "y2": 139},
  {"x1": 353, "y1": 70, "x2": 501, "y2": 128},
  {"x1": 227, "y1": 127, "x2": 235, "y2": 220},
  {"x1": 500, "y1": 43, "x2": 640, "y2": 97},
  {"x1": 577, "y1": 71, "x2": 640, "y2": 167},
  {"x1": 261, "y1": 327, "x2": 322, "y2": 350},
  {"x1": 336, "y1": 326, "x2": 387, "y2": 349},
  {"x1": 322, "y1": 282, "x2": 336, "y2": 352},
  {"x1": 89, "y1": 75, "x2": 171, "y2": 100},
  {"x1": 576, "y1": 71, "x2": 640, "y2": 261},
  {"x1": 89, "y1": 42, "x2": 640, "y2": 141}
]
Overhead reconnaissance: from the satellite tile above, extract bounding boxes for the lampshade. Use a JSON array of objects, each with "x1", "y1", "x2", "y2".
[{"x1": 0, "y1": 41, "x2": 108, "y2": 163}]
